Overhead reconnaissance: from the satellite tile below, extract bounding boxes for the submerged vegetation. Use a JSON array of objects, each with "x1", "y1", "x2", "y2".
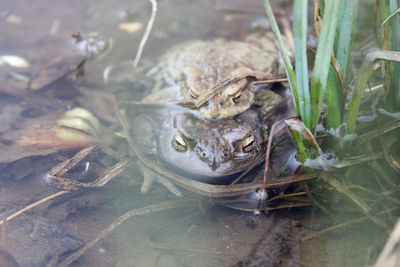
[{"x1": 1, "y1": 0, "x2": 399, "y2": 265}]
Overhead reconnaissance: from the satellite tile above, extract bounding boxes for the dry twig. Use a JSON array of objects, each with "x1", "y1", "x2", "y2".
[
  {"x1": 133, "y1": 0, "x2": 158, "y2": 67},
  {"x1": 263, "y1": 116, "x2": 299, "y2": 188}
]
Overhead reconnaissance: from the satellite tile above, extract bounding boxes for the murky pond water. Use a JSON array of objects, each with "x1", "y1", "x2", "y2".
[{"x1": 0, "y1": 0, "x2": 399, "y2": 266}]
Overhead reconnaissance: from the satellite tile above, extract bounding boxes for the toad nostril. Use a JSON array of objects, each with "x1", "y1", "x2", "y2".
[
  {"x1": 211, "y1": 159, "x2": 218, "y2": 171},
  {"x1": 223, "y1": 153, "x2": 228, "y2": 157}
]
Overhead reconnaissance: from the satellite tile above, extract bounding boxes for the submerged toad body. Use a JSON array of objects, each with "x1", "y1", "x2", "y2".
[
  {"x1": 130, "y1": 80, "x2": 284, "y2": 183},
  {"x1": 154, "y1": 89, "x2": 284, "y2": 180},
  {"x1": 129, "y1": 32, "x2": 288, "y2": 184},
  {"x1": 158, "y1": 110, "x2": 264, "y2": 179},
  {"x1": 129, "y1": 87, "x2": 284, "y2": 192},
  {"x1": 145, "y1": 32, "x2": 286, "y2": 119}
]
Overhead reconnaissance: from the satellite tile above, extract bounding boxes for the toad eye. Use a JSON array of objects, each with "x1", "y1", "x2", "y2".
[
  {"x1": 232, "y1": 91, "x2": 242, "y2": 104},
  {"x1": 242, "y1": 134, "x2": 255, "y2": 153},
  {"x1": 172, "y1": 134, "x2": 187, "y2": 152},
  {"x1": 189, "y1": 89, "x2": 200, "y2": 99}
]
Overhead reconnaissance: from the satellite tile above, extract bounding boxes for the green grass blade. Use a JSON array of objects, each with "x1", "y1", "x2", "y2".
[
  {"x1": 310, "y1": 1, "x2": 341, "y2": 133},
  {"x1": 262, "y1": 0, "x2": 300, "y2": 115},
  {"x1": 326, "y1": 0, "x2": 359, "y2": 129},
  {"x1": 389, "y1": 1, "x2": 400, "y2": 109},
  {"x1": 346, "y1": 50, "x2": 400, "y2": 134},
  {"x1": 384, "y1": 0, "x2": 400, "y2": 110},
  {"x1": 346, "y1": 57, "x2": 376, "y2": 135},
  {"x1": 326, "y1": 65, "x2": 343, "y2": 129},
  {"x1": 335, "y1": 0, "x2": 360, "y2": 82},
  {"x1": 293, "y1": 0, "x2": 311, "y2": 128},
  {"x1": 319, "y1": 0, "x2": 325, "y2": 14}
]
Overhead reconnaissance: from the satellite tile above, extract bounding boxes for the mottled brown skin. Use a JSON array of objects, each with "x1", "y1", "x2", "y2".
[
  {"x1": 134, "y1": 32, "x2": 287, "y2": 181},
  {"x1": 158, "y1": 110, "x2": 263, "y2": 179},
  {"x1": 146, "y1": 32, "x2": 285, "y2": 119},
  {"x1": 156, "y1": 89, "x2": 283, "y2": 180}
]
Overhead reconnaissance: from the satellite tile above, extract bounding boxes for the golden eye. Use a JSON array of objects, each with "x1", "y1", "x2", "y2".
[
  {"x1": 242, "y1": 135, "x2": 255, "y2": 153},
  {"x1": 232, "y1": 92, "x2": 242, "y2": 104},
  {"x1": 172, "y1": 134, "x2": 187, "y2": 152},
  {"x1": 190, "y1": 89, "x2": 199, "y2": 99}
]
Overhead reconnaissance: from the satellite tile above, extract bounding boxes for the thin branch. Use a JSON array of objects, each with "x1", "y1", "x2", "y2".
[{"x1": 0, "y1": 191, "x2": 67, "y2": 226}]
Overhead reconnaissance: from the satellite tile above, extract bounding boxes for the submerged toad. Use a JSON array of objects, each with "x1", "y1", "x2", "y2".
[
  {"x1": 158, "y1": 110, "x2": 264, "y2": 179},
  {"x1": 130, "y1": 88, "x2": 284, "y2": 183},
  {"x1": 125, "y1": 32, "x2": 288, "y2": 185},
  {"x1": 144, "y1": 32, "x2": 286, "y2": 119},
  {"x1": 159, "y1": 89, "x2": 284, "y2": 180}
]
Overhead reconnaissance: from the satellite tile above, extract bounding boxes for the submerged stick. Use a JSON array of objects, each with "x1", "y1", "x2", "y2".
[
  {"x1": 49, "y1": 145, "x2": 98, "y2": 177},
  {"x1": 301, "y1": 217, "x2": 368, "y2": 242},
  {"x1": 302, "y1": 208, "x2": 400, "y2": 242},
  {"x1": 319, "y1": 172, "x2": 388, "y2": 230},
  {"x1": 47, "y1": 158, "x2": 136, "y2": 191},
  {"x1": 219, "y1": 201, "x2": 310, "y2": 213},
  {"x1": 0, "y1": 191, "x2": 67, "y2": 226},
  {"x1": 356, "y1": 120, "x2": 400, "y2": 144},
  {"x1": 0, "y1": 145, "x2": 127, "y2": 226},
  {"x1": 58, "y1": 200, "x2": 195, "y2": 267}
]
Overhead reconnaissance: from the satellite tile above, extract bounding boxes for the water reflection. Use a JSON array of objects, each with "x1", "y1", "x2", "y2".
[{"x1": 0, "y1": 0, "x2": 398, "y2": 266}]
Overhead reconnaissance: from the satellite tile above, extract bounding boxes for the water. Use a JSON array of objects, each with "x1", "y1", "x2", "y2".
[{"x1": 0, "y1": 0, "x2": 399, "y2": 266}]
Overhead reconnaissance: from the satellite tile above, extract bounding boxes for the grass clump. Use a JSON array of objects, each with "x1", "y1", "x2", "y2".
[
  {"x1": 262, "y1": 0, "x2": 400, "y2": 148},
  {"x1": 262, "y1": 1, "x2": 400, "y2": 264}
]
